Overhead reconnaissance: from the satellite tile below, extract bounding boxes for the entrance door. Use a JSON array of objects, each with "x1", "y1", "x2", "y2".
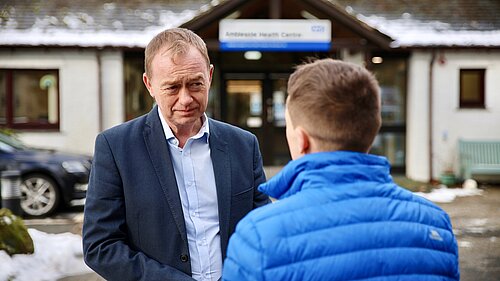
[{"x1": 223, "y1": 73, "x2": 290, "y2": 166}]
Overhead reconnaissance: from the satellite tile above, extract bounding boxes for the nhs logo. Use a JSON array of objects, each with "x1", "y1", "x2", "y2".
[{"x1": 311, "y1": 25, "x2": 325, "y2": 32}]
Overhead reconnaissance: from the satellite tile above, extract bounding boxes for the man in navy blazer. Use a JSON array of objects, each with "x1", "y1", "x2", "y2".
[{"x1": 82, "y1": 28, "x2": 270, "y2": 281}]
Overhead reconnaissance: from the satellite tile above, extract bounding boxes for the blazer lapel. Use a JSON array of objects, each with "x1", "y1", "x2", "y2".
[
  {"x1": 143, "y1": 106, "x2": 188, "y2": 244},
  {"x1": 208, "y1": 119, "x2": 231, "y2": 260}
]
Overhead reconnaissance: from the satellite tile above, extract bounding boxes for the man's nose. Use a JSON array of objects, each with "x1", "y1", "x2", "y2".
[{"x1": 178, "y1": 87, "x2": 193, "y2": 105}]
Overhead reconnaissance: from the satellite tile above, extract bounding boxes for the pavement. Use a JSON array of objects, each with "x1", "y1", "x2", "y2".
[
  {"x1": 24, "y1": 184, "x2": 500, "y2": 281},
  {"x1": 438, "y1": 184, "x2": 500, "y2": 281}
]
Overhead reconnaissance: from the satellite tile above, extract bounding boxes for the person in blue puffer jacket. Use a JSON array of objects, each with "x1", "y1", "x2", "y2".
[{"x1": 222, "y1": 58, "x2": 460, "y2": 281}]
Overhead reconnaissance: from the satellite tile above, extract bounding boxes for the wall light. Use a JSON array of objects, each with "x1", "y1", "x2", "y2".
[
  {"x1": 371, "y1": 56, "x2": 383, "y2": 64},
  {"x1": 244, "y1": 51, "x2": 262, "y2": 60}
]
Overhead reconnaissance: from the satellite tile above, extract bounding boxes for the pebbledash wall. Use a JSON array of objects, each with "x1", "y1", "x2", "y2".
[
  {"x1": 407, "y1": 50, "x2": 500, "y2": 182},
  {"x1": 0, "y1": 48, "x2": 124, "y2": 155}
]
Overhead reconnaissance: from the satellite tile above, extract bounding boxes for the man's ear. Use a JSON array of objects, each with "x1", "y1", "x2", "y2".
[
  {"x1": 295, "y1": 126, "x2": 311, "y2": 155},
  {"x1": 209, "y1": 64, "x2": 214, "y2": 83},
  {"x1": 143, "y1": 73, "x2": 154, "y2": 98}
]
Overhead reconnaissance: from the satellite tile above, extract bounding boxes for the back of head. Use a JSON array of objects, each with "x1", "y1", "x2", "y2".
[
  {"x1": 287, "y1": 58, "x2": 381, "y2": 152},
  {"x1": 144, "y1": 28, "x2": 210, "y2": 78}
]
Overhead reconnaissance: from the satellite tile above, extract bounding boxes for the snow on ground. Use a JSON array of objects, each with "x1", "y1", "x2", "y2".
[
  {"x1": 414, "y1": 179, "x2": 483, "y2": 203},
  {"x1": 0, "y1": 229, "x2": 92, "y2": 281}
]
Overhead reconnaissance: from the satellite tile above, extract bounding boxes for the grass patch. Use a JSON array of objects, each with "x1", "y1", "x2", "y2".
[{"x1": 392, "y1": 175, "x2": 434, "y2": 193}]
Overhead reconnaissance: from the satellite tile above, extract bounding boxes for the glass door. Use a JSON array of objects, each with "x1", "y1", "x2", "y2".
[
  {"x1": 225, "y1": 79, "x2": 263, "y2": 130},
  {"x1": 369, "y1": 55, "x2": 407, "y2": 173},
  {"x1": 223, "y1": 73, "x2": 291, "y2": 166},
  {"x1": 268, "y1": 74, "x2": 290, "y2": 165}
]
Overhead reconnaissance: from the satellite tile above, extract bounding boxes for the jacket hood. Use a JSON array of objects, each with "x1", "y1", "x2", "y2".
[{"x1": 259, "y1": 151, "x2": 392, "y2": 199}]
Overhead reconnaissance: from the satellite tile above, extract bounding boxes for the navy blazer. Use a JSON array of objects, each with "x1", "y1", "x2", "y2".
[{"x1": 83, "y1": 106, "x2": 270, "y2": 281}]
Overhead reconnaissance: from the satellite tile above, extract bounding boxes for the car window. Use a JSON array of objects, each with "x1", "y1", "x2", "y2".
[
  {"x1": 0, "y1": 133, "x2": 27, "y2": 150},
  {"x1": 0, "y1": 140, "x2": 16, "y2": 152}
]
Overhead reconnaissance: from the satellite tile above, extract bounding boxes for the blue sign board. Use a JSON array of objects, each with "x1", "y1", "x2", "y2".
[{"x1": 219, "y1": 19, "x2": 332, "y2": 52}]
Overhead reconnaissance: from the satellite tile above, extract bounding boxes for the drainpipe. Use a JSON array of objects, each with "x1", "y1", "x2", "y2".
[
  {"x1": 96, "y1": 49, "x2": 103, "y2": 132},
  {"x1": 429, "y1": 50, "x2": 436, "y2": 182}
]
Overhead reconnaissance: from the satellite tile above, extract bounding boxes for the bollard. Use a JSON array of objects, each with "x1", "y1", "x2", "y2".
[{"x1": 1, "y1": 170, "x2": 23, "y2": 216}]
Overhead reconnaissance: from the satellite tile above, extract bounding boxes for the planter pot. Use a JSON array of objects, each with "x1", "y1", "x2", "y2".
[{"x1": 440, "y1": 173, "x2": 456, "y2": 186}]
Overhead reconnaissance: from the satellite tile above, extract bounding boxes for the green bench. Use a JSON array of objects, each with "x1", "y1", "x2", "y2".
[{"x1": 458, "y1": 139, "x2": 500, "y2": 182}]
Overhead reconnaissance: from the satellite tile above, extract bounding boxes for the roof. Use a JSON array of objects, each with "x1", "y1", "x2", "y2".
[
  {"x1": 0, "y1": 0, "x2": 214, "y2": 48},
  {"x1": 1, "y1": 0, "x2": 499, "y2": 48},
  {"x1": 181, "y1": 0, "x2": 394, "y2": 50},
  {"x1": 329, "y1": 0, "x2": 500, "y2": 47}
]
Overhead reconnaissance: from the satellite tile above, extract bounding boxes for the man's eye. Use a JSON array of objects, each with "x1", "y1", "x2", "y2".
[
  {"x1": 163, "y1": 86, "x2": 178, "y2": 93},
  {"x1": 190, "y1": 83, "x2": 203, "y2": 89}
]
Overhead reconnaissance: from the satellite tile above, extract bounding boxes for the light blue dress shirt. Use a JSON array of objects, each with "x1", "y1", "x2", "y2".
[{"x1": 158, "y1": 109, "x2": 221, "y2": 281}]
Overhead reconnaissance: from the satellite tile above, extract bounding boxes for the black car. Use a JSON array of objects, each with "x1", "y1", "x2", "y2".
[{"x1": 0, "y1": 132, "x2": 91, "y2": 217}]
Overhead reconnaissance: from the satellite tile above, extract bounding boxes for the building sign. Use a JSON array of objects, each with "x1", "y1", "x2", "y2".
[{"x1": 219, "y1": 19, "x2": 331, "y2": 51}]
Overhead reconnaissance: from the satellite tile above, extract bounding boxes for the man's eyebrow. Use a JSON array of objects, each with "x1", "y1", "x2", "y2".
[
  {"x1": 188, "y1": 74, "x2": 205, "y2": 81},
  {"x1": 160, "y1": 74, "x2": 205, "y2": 87},
  {"x1": 160, "y1": 79, "x2": 179, "y2": 87}
]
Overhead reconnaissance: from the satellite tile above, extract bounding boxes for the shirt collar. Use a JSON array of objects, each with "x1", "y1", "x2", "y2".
[{"x1": 157, "y1": 107, "x2": 210, "y2": 144}]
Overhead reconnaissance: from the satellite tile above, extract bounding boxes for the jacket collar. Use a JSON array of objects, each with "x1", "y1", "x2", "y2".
[
  {"x1": 206, "y1": 119, "x2": 231, "y2": 259},
  {"x1": 143, "y1": 106, "x2": 188, "y2": 245},
  {"x1": 259, "y1": 151, "x2": 392, "y2": 200}
]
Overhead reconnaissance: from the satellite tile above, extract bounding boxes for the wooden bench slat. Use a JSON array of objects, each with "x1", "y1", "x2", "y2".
[{"x1": 458, "y1": 139, "x2": 500, "y2": 181}]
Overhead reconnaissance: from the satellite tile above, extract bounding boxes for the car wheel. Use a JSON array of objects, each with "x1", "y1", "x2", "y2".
[{"x1": 20, "y1": 174, "x2": 60, "y2": 217}]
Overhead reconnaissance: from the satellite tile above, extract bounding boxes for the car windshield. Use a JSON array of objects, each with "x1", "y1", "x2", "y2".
[{"x1": 0, "y1": 132, "x2": 28, "y2": 150}]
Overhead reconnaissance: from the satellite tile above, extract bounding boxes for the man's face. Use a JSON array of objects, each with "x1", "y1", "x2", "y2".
[{"x1": 143, "y1": 46, "x2": 213, "y2": 129}]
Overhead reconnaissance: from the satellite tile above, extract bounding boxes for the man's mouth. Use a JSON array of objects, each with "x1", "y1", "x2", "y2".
[{"x1": 176, "y1": 108, "x2": 196, "y2": 114}]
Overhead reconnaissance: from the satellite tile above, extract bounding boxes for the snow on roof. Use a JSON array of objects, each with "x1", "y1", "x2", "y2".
[
  {"x1": 1, "y1": 0, "x2": 499, "y2": 48},
  {"x1": 0, "y1": 0, "x2": 214, "y2": 48},
  {"x1": 0, "y1": 10, "x2": 197, "y2": 48},
  {"x1": 332, "y1": 0, "x2": 500, "y2": 47},
  {"x1": 357, "y1": 14, "x2": 500, "y2": 48}
]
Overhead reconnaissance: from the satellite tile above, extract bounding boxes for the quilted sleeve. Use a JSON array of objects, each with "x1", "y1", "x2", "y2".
[{"x1": 222, "y1": 216, "x2": 264, "y2": 281}]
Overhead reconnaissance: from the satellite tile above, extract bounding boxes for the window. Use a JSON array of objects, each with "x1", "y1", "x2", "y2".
[
  {"x1": 460, "y1": 69, "x2": 485, "y2": 108},
  {"x1": 371, "y1": 57, "x2": 407, "y2": 125},
  {"x1": 124, "y1": 54, "x2": 154, "y2": 121},
  {"x1": 370, "y1": 132, "x2": 406, "y2": 173},
  {"x1": 369, "y1": 54, "x2": 408, "y2": 173},
  {"x1": 0, "y1": 69, "x2": 59, "y2": 130}
]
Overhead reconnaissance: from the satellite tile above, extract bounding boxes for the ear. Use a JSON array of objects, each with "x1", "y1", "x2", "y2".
[
  {"x1": 295, "y1": 126, "x2": 311, "y2": 155},
  {"x1": 143, "y1": 73, "x2": 154, "y2": 98},
  {"x1": 209, "y1": 64, "x2": 214, "y2": 83}
]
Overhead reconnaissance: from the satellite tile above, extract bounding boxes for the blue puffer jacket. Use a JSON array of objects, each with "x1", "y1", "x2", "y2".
[{"x1": 223, "y1": 151, "x2": 459, "y2": 281}]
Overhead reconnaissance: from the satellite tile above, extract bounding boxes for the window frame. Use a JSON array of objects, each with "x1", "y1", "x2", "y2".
[
  {"x1": 459, "y1": 68, "x2": 485, "y2": 109},
  {"x1": 0, "y1": 69, "x2": 60, "y2": 130}
]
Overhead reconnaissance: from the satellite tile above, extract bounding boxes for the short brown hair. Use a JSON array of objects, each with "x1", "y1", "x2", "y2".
[
  {"x1": 144, "y1": 28, "x2": 210, "y2": 78},
  {"x1": 287, "y1": 58, "x2": 381, "y2": 152}
]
